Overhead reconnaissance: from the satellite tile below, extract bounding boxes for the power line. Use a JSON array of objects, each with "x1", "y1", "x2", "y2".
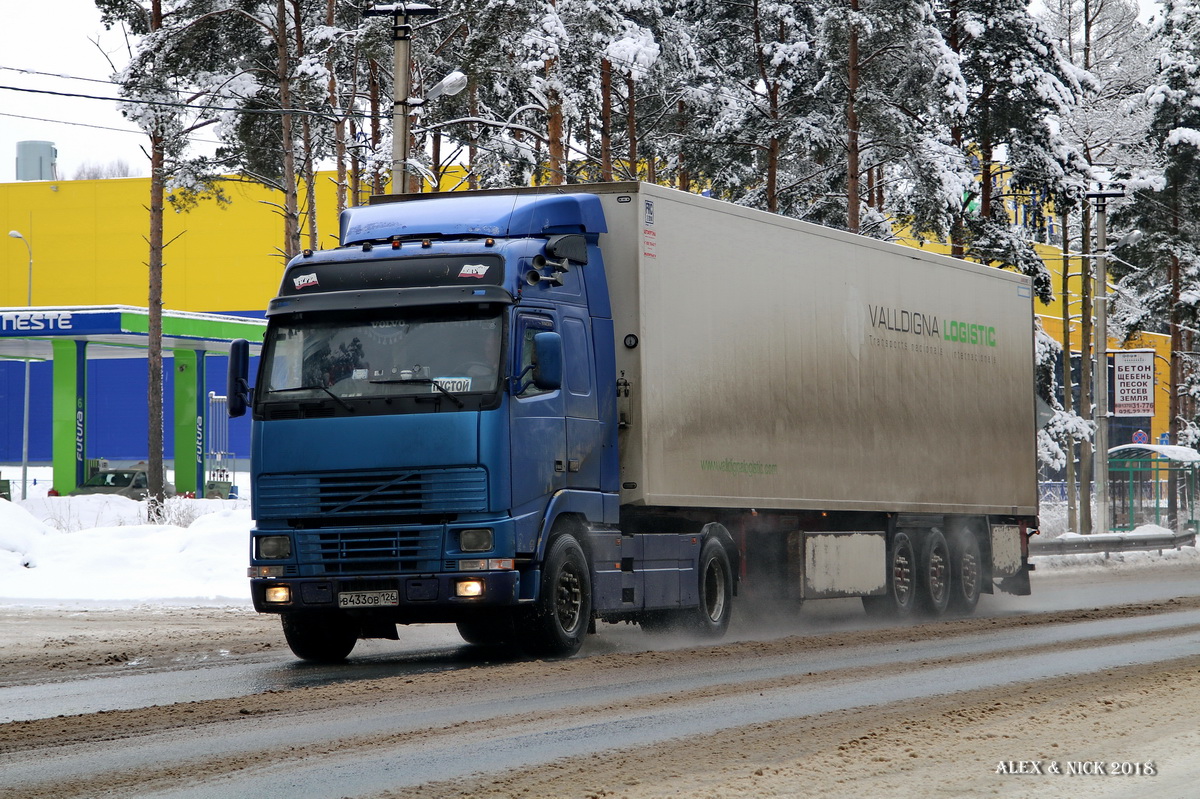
[
  {"x1": 0, "y1": 83, "x2": 345, "y2": 119},
  {"x1": 0, "y1": 110, "x2": 143, "y2": 135},
  {"x1": 0, "y1": 64, "x2": 117, "y2": 86}
]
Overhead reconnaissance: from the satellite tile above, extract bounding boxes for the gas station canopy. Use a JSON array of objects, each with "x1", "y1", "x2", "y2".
[{"x1": 0, "y1": 305, "x2": 265, "y2": 495}]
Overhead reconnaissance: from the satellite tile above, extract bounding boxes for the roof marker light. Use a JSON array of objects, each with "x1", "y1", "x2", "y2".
[
  {"x1": 421, "y1": 239, "x2": 432, "y2": 248},
  {"x1": 485, "y1": 238, "x2": 495, "y2": 247},
  {"x1": 302, "y1": 249, "x2": 313, "y2": 258},
  {"x1": 391, "y1": 239, "x2": 401, "y2": 250},
  {"x1": 362, "y1": 242, "x2": 373, "y2": 252}
]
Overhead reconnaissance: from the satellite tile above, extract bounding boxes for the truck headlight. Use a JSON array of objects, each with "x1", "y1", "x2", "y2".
[
  {"x1": 264, "y1": 585, "x2": 292, "y2": 603},
  {"x1": 459, "y1": 528, "x2": 493, "y2": 552},
  {"x1": 257, "y1": 535, "x2": 292, "y2": 559},
  {"x1": 456, "y1": 579, "x2": 484, "y2": 597}
]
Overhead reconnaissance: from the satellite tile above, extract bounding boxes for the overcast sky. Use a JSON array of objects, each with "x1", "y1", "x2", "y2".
[{"x1": 0, "y1": 0, "x2": 146, "y2": 183}]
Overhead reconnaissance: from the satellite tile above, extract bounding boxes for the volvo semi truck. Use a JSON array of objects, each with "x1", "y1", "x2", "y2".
[{"x1": 228, "y1": 182, "x2": 1038, "y2": 662}]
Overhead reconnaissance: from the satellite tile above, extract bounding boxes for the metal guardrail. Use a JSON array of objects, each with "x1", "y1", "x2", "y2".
[{"x1": 1030, "y1": 530, "x2": 1196, "y2": 557}]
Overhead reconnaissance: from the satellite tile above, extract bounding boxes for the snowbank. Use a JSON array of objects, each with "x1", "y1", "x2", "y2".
[{"x1": 0, "y1": 496, "x2": 252, "y2": 603}]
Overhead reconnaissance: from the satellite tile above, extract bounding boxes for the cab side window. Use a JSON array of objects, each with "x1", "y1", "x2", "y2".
[{"x1": 515, "y1": 315, "x2": 554, "y2": 398}]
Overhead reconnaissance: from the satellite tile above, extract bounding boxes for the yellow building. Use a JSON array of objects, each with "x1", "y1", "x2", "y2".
[
  {"x1": 1, "y1": 171, "x2": 1172, "y2": 484},
  {"x1": 893, "y1": 231, "x2": 1172, "y2": 447},
  {"x1": 0, "y1": 172, "x2": 352, "y2": 486}
]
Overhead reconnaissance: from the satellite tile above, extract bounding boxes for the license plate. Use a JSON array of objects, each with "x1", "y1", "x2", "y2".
[{"x1": 337, "y1": 590, "x2": 399, "y2": 608}]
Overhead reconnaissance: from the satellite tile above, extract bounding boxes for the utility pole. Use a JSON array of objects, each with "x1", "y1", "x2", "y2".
[
  {"x1": 1087, "y1": 185, "x2": 1124, "y2": 535},
  {"x1": 6, "y1": 230, "x2": 32, "y2": 501},
  {"x1": 367, "y1": 3, "x2": 437, "y2": 194}
]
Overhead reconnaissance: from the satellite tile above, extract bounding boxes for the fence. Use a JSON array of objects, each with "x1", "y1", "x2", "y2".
[
  {"x1": 205, "y1": 392, "x2": 236, "y2": 498},
  {"x1": 1041, "y1": 448, "x2": 1200, "y2": 534}
]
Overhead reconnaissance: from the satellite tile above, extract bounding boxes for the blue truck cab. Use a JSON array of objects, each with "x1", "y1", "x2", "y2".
[{"x1": 228, "y1": 188, "x2": 733, "y2": 661}]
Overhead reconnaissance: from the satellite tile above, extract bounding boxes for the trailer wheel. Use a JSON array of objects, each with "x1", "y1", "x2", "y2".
[
  {"x1": 281, "y1": 612, "x2": 357, "y2": 663},
  {"x1": 917, "y1": 529, "x2": 952, "y2": 616},
  {"x1": 863, "y1": 530, "x2": 918, "y2": 618},
  {"x1": 688, "y1": 538, "x2": 733, "y2": 637},
  {"x1": 948, "y1": 529, "x2": 983, "y2": 615},
  {"x1": 519, "y1": 534, "x2": 592, "y2": 658}
]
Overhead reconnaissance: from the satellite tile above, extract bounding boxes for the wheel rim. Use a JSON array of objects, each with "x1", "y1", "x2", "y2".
[
  {"x1": 702, "y1": 558, "x2": 727, "y2": 622},
  {"x1": 555, "y1": 563, "x2": 584, "y2": 634},
  {"x1": 928, "y1": 540, "x2": 949, "y2": 605},
  {"x1": 960, "y1": 547, "x2": 981, "y2": 600},
  {"x1": 893, "y1": 539, "x2": 914, "y2": 606}
]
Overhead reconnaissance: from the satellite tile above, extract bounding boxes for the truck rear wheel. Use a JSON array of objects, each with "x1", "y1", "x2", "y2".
[
  {"x1": 688, "y1": 538, "x2": 733, "y2": 637},
  {"x1": 948, "y1": 529, "x2": 983, "y2": 615},
  {"x1": 917, "y1": 529, "x2": 951, "y2": 616},
  {"x1": 863, "y1": 530, "x2": 918, "y2": 618},
  {"x1": 281, "y1": 612, "x2": 357, "y2": 663},
  {"x1": 519, "y1": 534, "x2": 592, "y2": 658}
]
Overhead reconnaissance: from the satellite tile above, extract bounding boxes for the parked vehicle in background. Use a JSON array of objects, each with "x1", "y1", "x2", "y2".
[
  {"x1": 229, "y1": 182, "x2": 1039, "y2": 663},
  {"x1": 70, "y1": 469, "x2": 176, "y2": 500}
]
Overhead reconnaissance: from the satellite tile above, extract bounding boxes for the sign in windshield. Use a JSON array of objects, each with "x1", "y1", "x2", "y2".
[{"x1": 260, "y1": 309, "x2": 504, "y2": 403}]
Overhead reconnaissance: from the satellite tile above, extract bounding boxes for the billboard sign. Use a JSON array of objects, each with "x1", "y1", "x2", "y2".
[{"x1": 1114, "y1": 350, "x2": 1155, "y2": 417}]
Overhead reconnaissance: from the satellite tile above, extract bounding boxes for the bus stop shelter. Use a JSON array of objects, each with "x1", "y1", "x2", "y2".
[
  {"x1": 1108, "y1": 444, "x2": 1200, "y2": 533},
  {"x1": 0, "y1": 305, "x2": 264, "y2": 495}
]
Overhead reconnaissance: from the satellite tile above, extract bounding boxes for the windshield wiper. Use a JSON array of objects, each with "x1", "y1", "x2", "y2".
[
  {"x1": 369, "y1": 377, "x2": 465, "y2": 408},
  {"x1": 268, "y1": 385, "x2": 355, "y2": 412}
]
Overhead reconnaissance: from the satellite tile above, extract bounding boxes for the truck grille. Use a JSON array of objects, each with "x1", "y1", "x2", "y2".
[
  {"x1": 256, "y1": 467, "x2": 488, "y2": 524},
  {"x1": 295, "y1": 526, "x2": 442, "y2": 574}
]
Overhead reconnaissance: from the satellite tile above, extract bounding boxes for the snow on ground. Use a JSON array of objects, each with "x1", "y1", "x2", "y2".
[
  {"x1": 1, "y1": 467, "x2": 251, "y2": 604},
  {"x1": 0, "y1": 468, "x2": 1196, "y2": 607},
  {"x1": 0, "y1": 495, "x2": 252, "y2": 603}
]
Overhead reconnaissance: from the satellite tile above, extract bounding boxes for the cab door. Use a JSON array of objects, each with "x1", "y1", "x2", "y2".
[
  {"x1": 561, "y1": 312, "x2": 602, "y2": 490},
  {"x1": 509, "y1": 312, "x2": 567, "y2": 521}
]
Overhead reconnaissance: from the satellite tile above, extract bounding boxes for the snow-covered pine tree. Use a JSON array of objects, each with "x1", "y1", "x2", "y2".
[
  {"x1": 1039, "y1": 0, "x2": 1153, "y2": 533},
  {"x1": 1112, "y1": 0, "x2": 1200, "y2": 448},
  {"x1": 938, "y1": 0, "x2": 1087, "y2": 303},
  {"x1": 96, "y1": 0, "x2": 244, "y2": 517},
  {"x1": 815, "y1": 0, "x2": 970, "y2": 238},
  {"x1": 669, "y1": 0, "x2": 829, "y2": 216}
]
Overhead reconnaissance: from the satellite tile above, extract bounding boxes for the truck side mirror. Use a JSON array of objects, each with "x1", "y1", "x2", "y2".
[
  {"x1": 228, "y1": 338, "x2": 251, "y2": 418},
  {"x1": 532, "y1": 331, "x2": 563, "y2": 391},
  {"x1": 545, "y1": 234, "x2": 588, "y2": 264}
]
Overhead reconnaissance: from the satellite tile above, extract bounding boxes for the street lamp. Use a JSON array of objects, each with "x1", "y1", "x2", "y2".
[
  {"x1": 7, "y1": 230, "x2": 32, "y2": 501},
  {"x1": 366, "y1": 2, "x2": 439, "y2": 194}
]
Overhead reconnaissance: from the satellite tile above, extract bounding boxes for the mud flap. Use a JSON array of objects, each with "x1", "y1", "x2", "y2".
[{"x1": 998, "y1": 568, "x2": 1031, "y2": 596}]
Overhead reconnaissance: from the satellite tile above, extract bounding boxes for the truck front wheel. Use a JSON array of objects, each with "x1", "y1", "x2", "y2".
[
  {"x1": 281, "y1": 612, "x2": 358, "y2": 663},
  {"x1": 519, "y1": 534, "x2": 592, "y2": 658}
]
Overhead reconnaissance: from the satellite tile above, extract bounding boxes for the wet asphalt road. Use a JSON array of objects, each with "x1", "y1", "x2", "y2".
[{"x1": 1, "y1": 564, "x2": 1197, "y2": 725}]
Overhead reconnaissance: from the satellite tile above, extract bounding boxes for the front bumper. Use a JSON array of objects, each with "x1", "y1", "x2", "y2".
[{"x1": 250, "y1": 571, "x2": 523, "y2": 619}]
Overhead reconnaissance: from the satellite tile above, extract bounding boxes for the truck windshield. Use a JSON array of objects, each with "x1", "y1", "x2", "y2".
[{"x1": 259, "y1": 308, "x2": 504, "y2": 402}]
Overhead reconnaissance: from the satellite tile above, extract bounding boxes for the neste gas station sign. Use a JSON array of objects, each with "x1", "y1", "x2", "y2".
[{"x1": 1114, "y1": 350, "x2": 1155, "y2": 417}]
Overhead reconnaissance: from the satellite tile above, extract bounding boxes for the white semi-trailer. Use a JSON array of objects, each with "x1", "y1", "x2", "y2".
[{"x1": 231, "y1": 182, "x2": 1038, "y2": 661}]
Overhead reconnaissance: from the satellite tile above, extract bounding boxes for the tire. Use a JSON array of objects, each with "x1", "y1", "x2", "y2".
[
  {"x1": 917, "y1": 528, "x2": 952, "y2": 617},
  {"x1": 948, "y1": 529, "x2": 983, "y2": 616},
  {"x1": 281, "y1": 612, "x2": 357, "y2": 663},
  {"x1": 519, "y1": 534, "x2": 592, "y2": 658},
  {"x1": 687, "y1": 538, "x2": 733, "y2": 637},
  {"x1": 863, "y1": 530, "x2": 919, "y2": 618},
  {"x1": 456, "y1": 611, "x2": 516, "y2": 646}
]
